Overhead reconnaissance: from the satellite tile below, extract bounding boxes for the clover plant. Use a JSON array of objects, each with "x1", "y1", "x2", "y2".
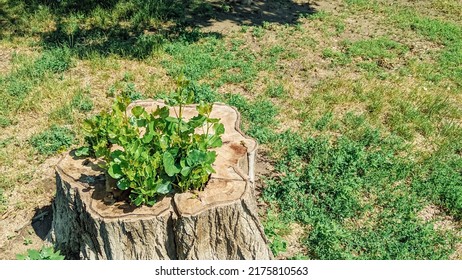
[{"x1": 76, "y1": 78, "x2": 224, "y2": 206}]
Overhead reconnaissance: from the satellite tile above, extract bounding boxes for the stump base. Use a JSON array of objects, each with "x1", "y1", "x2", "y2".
[{"x1": 49, "y1": 101, "x2": 272, "y2": 260}]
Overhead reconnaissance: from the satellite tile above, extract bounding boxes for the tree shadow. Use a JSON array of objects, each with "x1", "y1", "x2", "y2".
[
  {"x1": 6, "y1": 0, "x2": 315, "y2": 59},
  {"x1": 31, "y1": 205, "x2": 53, "y2": 240},
  {"x1": 41, "y1": 24, "x2": 223, "y2": 59},
  {"x1": 187, "y1": 0, "x2": 316, "y2": 29}
]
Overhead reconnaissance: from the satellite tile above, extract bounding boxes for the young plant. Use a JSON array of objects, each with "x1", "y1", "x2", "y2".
[
  {"x1": 78, "y1": 79, "x2": 224, "y2": 206},
  {"x1": 17, "y1": 246, "x2": 65, "y2": 260}
]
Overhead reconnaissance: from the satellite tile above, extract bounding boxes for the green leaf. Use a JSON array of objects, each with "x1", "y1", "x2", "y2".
[
  {"x1": 163, "y1": 152, "x2": 180, "y2": 176},
  {"x1": 131, "y1": 106, "x2": 145, "y2": 117},
  {"x1": 142, "y1": 131, "x2": 154, "y2": 143},
  {"x1": 81, "y1": 119, "x2": 93, "y2": 132},
  {"x1": 136, "y1": 118, "x2": 147, "y2": 127},
  {"x1": 117, "y1": 178, "x2": 130, "y2": 190},
  {"x1": 75, "y1": 146, "x2": 90, "y2": 157},
  {"x1": 108, "y1": 163, "x2": 123, "y2": 179},
  {"x1": 133, "y1": 195, "x2": 144, "y2": 206},
  {"x1": 146, "y1": 199, "x2": 156, "y2": 206},
  {"x1": 50, "y1": 253, "x2": 65, "y2": 260},
  {"x1": 207, "y1": 117, "x2": 220, "y2": 124},
  {"x1": 187, "y1": 149, "x2": 206, "y2": 166},
  {"x1": 110, "y1": 149, "x2": 124, "y2": 161},
  {"x1": 208, "y1": 135, "x2": 223, "y2": 148},
  {"x1": 159, "y1": 135, "x2": 169, "y2": 150},
  {"x1": 205, "y1": 164, "x2": 216, "y2": 174},
  {"x1": 16, "y1": 254, "x2": 27, "y2": 260},
  {"x1": 156, "y1": 181, "x2": 172, "y2": 194},
  {"x1": 156, "y1": 106, "x2": 169, "y2": 118},
  {"x1": 189, "y1": 115, "x2": 207, "y2": 128},
  {"x1": 197, "y1": 102, "x2": 212, "y2": 115},
  {"x1": 27, "y1": 249, "x2": 41, "y2": 260},
  {"x1": 181, "y1": 166, "x2": 192, "y2": 176},
  {"x1": 166, "y1": 116, "x2": 179, "y2": 123},
  {"x1": 214, "y1": 123, "x2": 225, "y2": 135},
  {"x1": 205, "y1": 151, "x2": 217, "y2": 164}
]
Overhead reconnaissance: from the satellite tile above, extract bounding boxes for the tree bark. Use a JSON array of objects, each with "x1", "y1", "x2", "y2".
[{"x1": 49, "y1": 101, "x2": 273, "y2": 260}]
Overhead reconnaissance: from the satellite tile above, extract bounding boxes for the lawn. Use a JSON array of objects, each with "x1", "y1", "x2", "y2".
[{"x1": 0, "y1": 0, "x2": 461, "y2": 259}]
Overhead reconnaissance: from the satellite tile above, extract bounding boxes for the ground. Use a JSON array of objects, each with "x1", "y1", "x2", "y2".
[{"x1": 1, "y1": 0, "x2": 462, "y2": 259}]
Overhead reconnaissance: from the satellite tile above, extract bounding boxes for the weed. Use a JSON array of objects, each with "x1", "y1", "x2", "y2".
[
  {"x1": 412, "y1": 156, "x2": 462, "y2": 220},
  {"x1": 30, "y1": 125, "x2": 75, "y2": 156},
  {"x1": 322, "y1": 49, "x2": 350, "y2": 66},
  {"x1": 302, "y1": 11, "x2": 328, "y2": 21},
  {"x1": 188, "y1": 82, "x2": 220, "y2": 103},
  {"x1": 314, "y1": 112, "x2": 334, "y2": 131},
  {"x1": 263, "y1": 210, "x2": 288, "y2": 256},
  {"x1": 334, "y1": 21, "x2": 346, "y2": 34},
  {"x1": 344, "y1": 37, "x2": 408, "y2": 60},
  {"x1": 49, "y1": 104, "x2": 74, "y2": 124},
  {"x1": 122, "y1": 82, "x2": 144, "y2": 101},
  {"x1": 252, "y1": 26, "x2": 265, "y2": 38},
  {"x1": 225, "y1": 94, "x2": 278, "y2": 144},
  {"x1": 0, "y1": 188, "x2": 6, "y2": 214},
  {"x1": 23, "y1": 237, "x2": 32, "y2": 246},
  {"x1": 263, "y1": 129, "x2": 457, "y2": 259},
  {"x1": 359, "y1": 3, "x2": 462, "y2": 85},
  {"x1": 0, "y1": 47, "x2": 73, "y2": 120},
  {"x1": 265, "y1": 83, "x2": 286, "y2": 98},
  {"x1": 132, "y1": 34, "x2": 165, "y2": 59},
  {"x1": 34, "y1": 48, "x2": 72, "y2": 74},
  {"x1": 162, "y1": 34, "x2": 260, "y2": 86},
  {"x1": 6, "y1": 78, "x2": 32, "y2": 98},
  {"x1": 17, "y1": 246, "x2": 65, "y2": 260},
  {"x1": 71, "y1": 89, "x2": 94, "y2": 112},
  {"x1": 0, "y1": 116, "x2": 12, "y2": 128}
]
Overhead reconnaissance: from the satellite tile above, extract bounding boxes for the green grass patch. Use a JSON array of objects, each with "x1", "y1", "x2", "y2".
[
  {"x1": 263, "y1": 129, "x2": 458, "y2": 259},
  {"x1": 322, "y1": 48, "x2": 351, "y2": 66},
  {"x1": 162, "y1": 34, "x2": 260, "y2": 87},
  {"x1": 225, "y1": 94, "x2": 278, "y2": 144},
  {"x1": 263, "y1": 210, "x2": 289, "y2": 256},
  {"x1": 0, "y1": 188, "x2": 6, "y2": 214},
  {"x1": 71, "y1": 88, "x2": 94, "y2": 113},
  {"x1": 49, "y1": 87, "x2": 94, "y2": 124},
  {"x1": 30, "y1": 125, "x2": 75, "y2": 156},
  {"x1": 344, "y1": 37, "x2": 408, "y2": 60},
  {"x1": 413, "y1": 155, "x2": 462, "y2": 220},
  {"x1": 265, "y1": 82, "x2": 287, "y2": 98},
  {"x1": 0, "y1": 47, "x2": 72, "y2": 120},
  {"x1": 345, "y1": 1, "x2": 462, "y2": 86},
  {"x1": 390, "y1": 10, "x2": 462, "y2": 84}
]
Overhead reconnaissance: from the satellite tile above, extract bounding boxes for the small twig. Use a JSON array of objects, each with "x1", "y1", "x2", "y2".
[{"x1": 32, "y1": 211, "x2": 49, "y2": 222}]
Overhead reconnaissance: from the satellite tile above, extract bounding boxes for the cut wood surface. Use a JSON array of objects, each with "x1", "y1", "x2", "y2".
[{"x1": 49, "y1": 101, "x2": 273, "y2": 260}]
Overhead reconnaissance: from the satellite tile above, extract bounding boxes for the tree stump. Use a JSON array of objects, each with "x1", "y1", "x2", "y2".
[{"x1": 49, "y1": 101, "x2": 273, "y2": 260}]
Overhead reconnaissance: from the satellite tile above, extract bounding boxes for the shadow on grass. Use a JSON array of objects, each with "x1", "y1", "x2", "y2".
[
  {"x1": 5, "y1": 0, "x2": 316, "y2": 59},
  {"x1": 41, "y1": 25, "x2": 223, "y2": 59},
  {"x1": 187, "y1": 0, "x2": 316, "y2": 28}
]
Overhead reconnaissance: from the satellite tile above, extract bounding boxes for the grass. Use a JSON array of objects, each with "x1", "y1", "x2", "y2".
[
  {"x1": 30, "y1": 125, "x2": 75, "y2": 156},
  {"x1": 225, "y1": 93, "x2": 279, "y2": 144},
  {"x1": 0, "y1": 47, "x2": 72, "y2": 124},
  {"x1": 0, "y1": 0, "x2": 461, "y2": 259},
  {"x1": 0, "y1": 188, "x2": 6, "y2": 214},
  {"x1": 346, "y1": 0, "x2": 462, "y2": 86},
  {"x1": 263, "y1": 128, "x2": 458, "y2": 259}
]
